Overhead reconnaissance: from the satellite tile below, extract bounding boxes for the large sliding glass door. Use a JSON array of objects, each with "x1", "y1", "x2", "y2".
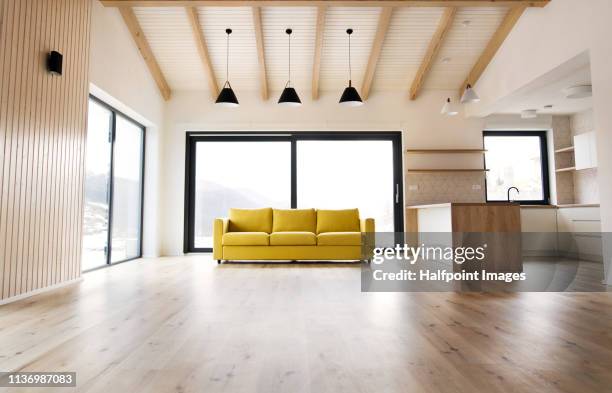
[
  {"x1": 82, "y1": 96, "x2": 145, "y2": 271},
  {"x1": 190, "y1": 140, "x2": 292, "y2": 249},
  {"x1": 185, "y1": 132, "x2": 403, "y2": 253},
  {"x1": 296, "y1": 140, "x2": 395, "y2": 232}
]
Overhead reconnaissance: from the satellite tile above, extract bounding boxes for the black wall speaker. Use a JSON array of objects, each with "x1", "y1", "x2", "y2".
[{"x1": 47, "y1": 51, "x2": 63, "y2": 75}]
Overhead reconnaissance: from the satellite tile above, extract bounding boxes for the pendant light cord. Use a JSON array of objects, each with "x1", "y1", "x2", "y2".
[
  {"x1": 226, "y1": 31, "x2": 229, "y2": 85},
  {"x1": 288, "y1": 31, "x2": 291, "y2": 86},
  {"x1": 348, "y1": 32, "x2": 352, "y2": 85}
]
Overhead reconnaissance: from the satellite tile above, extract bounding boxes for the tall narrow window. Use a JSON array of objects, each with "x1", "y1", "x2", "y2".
[
  {"x1": 110, "y1": 115, "x2": 145, "y2": 262},
  {"x1": 82, "y1": 100, "x2": 112, "y2": 271},
  {"x1": 483, "y1": 131, "x2": 550, "y2": 204},
  {"x1": 82, "y1": 96, "x2": 145, "y2": 271}
]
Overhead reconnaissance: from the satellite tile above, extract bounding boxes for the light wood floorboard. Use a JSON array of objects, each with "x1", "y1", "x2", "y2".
[{"x1": 1, "y1": 256, "x2": 612, "y2": 392}]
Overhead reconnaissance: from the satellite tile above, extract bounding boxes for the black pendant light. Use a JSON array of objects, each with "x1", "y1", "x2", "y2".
[
  {"x1": 216, "y1": 28, "x2": 239, "y2": 107},
  {"x1": 339, "y1": 28, "x2": 363, "y2": 107},
  {"x1": 278, "y1": 28, "x2": 302, "y2": 106}
]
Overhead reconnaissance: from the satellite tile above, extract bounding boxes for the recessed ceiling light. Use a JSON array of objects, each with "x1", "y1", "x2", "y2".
[
  {"x1": 544, "y1": 104, "x2": 553, "y2": 109},
  {"x1": 461, "y1": 20, "x2": 471, "y2": 27},
  {"x1": 563, "y1": 85, "x2": 592, "y2": 99},
  {"x1": 441, "y1": 57, "x2": 452, "y2": 63},
  {"x1": 521, "y1": 109, "x2": 537, "y2": 119}
]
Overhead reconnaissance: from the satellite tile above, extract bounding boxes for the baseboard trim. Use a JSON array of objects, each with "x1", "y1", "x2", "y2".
[{"x1": 0, "y1": 277, "x2": 83, "y2": 306}]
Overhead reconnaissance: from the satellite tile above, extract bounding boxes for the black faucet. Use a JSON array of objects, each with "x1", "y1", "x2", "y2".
[{"x1": 507, "y1": 187, "x2": 519, "y2": 202}]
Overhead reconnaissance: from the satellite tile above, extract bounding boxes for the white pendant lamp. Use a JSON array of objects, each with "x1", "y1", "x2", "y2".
[
  {"x1": 460, "y1": 83, "x2": 480, "y2": 104},
  {"x1": 215, "y1": 28, "x2": 239, "y2": 107},
  {"x1": 441, "y1": 98, "x2": 459, "y2": 116},
  {"x1": 278, "y1": 28, "x2": 302, "y2": 106},
  {"x1": 339, "y1": 28, "x2": 364, "y2": 107},
  {"x1": 459, "y1": 19, "x2": 480, "y2": 105}
]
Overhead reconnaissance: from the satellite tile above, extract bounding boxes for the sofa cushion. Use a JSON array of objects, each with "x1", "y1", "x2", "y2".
[
  {"x1": 317, "y1": 232, "x2": 362, "y2": 246},
  {"x1": 272, "y1": 208, "x2": 316, "y2": 233},
  {"x1": 316, "y1": 209, "x2": 360, "y2": 234},
  {"x1": 222, "y1": 232, "x2": 269, "y2": 246},
  {"x1": 229, "y1": 208, "x2": 273, "y2": 233},
  {"x1": 269, "y1": 231, "x2": 316, "y2": 246}
]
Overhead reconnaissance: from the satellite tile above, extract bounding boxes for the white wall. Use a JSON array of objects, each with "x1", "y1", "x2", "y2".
[
  {"x1": 89, "y1": 0, "x2": 166, "y2": 257},
  {"x1": 467, "y1": 0, "x2": 612, "y2": 282},
  {"x1": 160, "y1": 89, "x2": 484, "y2": 256}
]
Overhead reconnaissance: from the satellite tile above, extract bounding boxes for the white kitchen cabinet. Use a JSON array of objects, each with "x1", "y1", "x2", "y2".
[{"x1": 574, "y1": 132, "x2": 598, "y2": 170}]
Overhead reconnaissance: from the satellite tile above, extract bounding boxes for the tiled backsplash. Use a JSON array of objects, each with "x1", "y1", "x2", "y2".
[{"x1": 405, "y1": 172, "x2": 486, "y2": 206}]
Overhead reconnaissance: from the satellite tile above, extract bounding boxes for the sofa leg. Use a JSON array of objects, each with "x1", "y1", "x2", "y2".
[{"x1": 217, "y1": 260, "x2": 222, "y2": 264}]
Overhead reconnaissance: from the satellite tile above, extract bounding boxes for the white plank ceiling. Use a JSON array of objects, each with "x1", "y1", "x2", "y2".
[{"x1": 133, "y1": 5, "x2": 509, "y2": 94}]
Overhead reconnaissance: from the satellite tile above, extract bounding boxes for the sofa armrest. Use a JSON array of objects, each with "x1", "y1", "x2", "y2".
[
  {"x1": 360, "y1": 218, "x2": 375, "y2": 260},
  {"x1": 213, "y1": 218, "x2": 230, "y2": 260},
  {"x1": 360, "y1": 218, "x2": 375, "y2": 233}
]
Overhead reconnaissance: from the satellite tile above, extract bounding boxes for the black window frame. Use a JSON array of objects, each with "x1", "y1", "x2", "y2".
[
  {"x1": 482, "y1": 130, "x2": 550, "y2": 205},
  {"x1": 84, "y1": 94, "x2": 146, "y2": 271},
  {"x1": 184, "y1": 131, "x2": 404, "y2": 253}
]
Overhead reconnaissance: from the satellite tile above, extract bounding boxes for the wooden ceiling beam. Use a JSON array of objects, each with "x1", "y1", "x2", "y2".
[
  {"x1": 119, "y1": 7, "x2": 171, "y2": 100},
  {"x1": 252, "y1": 6, "x2": 269, "y2": 100},
  {"x1": 458, "y1": 5, "x2": 526, "y2": 97},
  {"x1": 103, "y1": 1, "x2": 549, "y2": 8},
  {"x1": 312, "y1": 5, "x2": 326, "y2": 100},
  {"x1": 409, "y1": 7, "x2": 455, "y2": 100},
  {"x1": 361, "y1": 7, "x2": 393, "y2": 101},
  {"x1": 186, "y1": 6, "x2": 219, "y2": 98}
]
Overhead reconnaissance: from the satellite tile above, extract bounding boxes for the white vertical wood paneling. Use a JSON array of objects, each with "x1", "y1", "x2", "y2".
[{"x1": 0, "y1": 0, "x2": 90, "y2": 301}]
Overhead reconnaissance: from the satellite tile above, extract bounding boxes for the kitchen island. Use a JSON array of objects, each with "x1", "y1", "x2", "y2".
[{"x1": 405, "y1": 203, "x2": 522, "y2": 273}]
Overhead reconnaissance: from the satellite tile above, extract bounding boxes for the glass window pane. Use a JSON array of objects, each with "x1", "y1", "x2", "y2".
[
  {"x1": 82, "y1": 100, "x2": 112, "y2": 271},
  {"x1": 484, "y1": 135, "x2": 545, "y2": 201},
  {"x1": 297, "y1": 140, "x2": 395, "y2": 232},
  {"x1": 194, "y1": 141, "x2": 291, "y2": 248},
  {"x1": 110, "y1": 116, "x2": 144, "y2": 262}
]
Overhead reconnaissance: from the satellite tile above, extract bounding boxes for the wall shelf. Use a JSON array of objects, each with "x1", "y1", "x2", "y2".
[
  {"x1": 556, "y1": 166, "x2": 576, "y2": 173},
  {"x1": 406, "y1": 149, "x2": 487, "y2": 154},
  {"x1": 407, "y1": 169, "x2": 489, "y2": 173},
  {"x1": 555, "y1": 146, "x2": 574, "y2": 153}
]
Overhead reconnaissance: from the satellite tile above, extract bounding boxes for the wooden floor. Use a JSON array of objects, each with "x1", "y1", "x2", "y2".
[{"x1": 1, "y1": 256, "x2": 612, "y2": 393}]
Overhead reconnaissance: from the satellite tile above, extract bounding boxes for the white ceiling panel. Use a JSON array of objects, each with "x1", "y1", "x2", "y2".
[
  {"x1": 197, "y1": 7, "x2": 259, "y2": 91},
  {"x1": 261, "y1": 7, "x2": 317, "y2": 93},
  {"x1": 134, "y1": 7, "x2": 207, "y2": 90},
  {"x1": 320, "y1": 7, "x2": 381, "y2": 91},
  {"x1": 425, "y1": 7, "x2": 509, "y2": 90},
  {"x1": 374, "y1": 7, "x2": 445, "y2": 92},
  {"x1": 129, "y1": 5, "x2": 516, "y2": 97}
]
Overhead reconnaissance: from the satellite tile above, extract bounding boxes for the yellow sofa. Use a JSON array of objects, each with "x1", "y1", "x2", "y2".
[{"x1": 213, "y1": 208, "x2": 375, "y2": 263}]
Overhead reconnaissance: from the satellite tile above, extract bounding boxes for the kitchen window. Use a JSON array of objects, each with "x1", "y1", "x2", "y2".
[{"x1": 483, "y1": 131, "x2": 550, "y2": 205}]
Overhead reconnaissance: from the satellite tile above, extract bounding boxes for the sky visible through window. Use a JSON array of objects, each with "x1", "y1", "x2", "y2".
[{"x1": 484, "y1": 135, "x2": 545, "y2": 202}]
